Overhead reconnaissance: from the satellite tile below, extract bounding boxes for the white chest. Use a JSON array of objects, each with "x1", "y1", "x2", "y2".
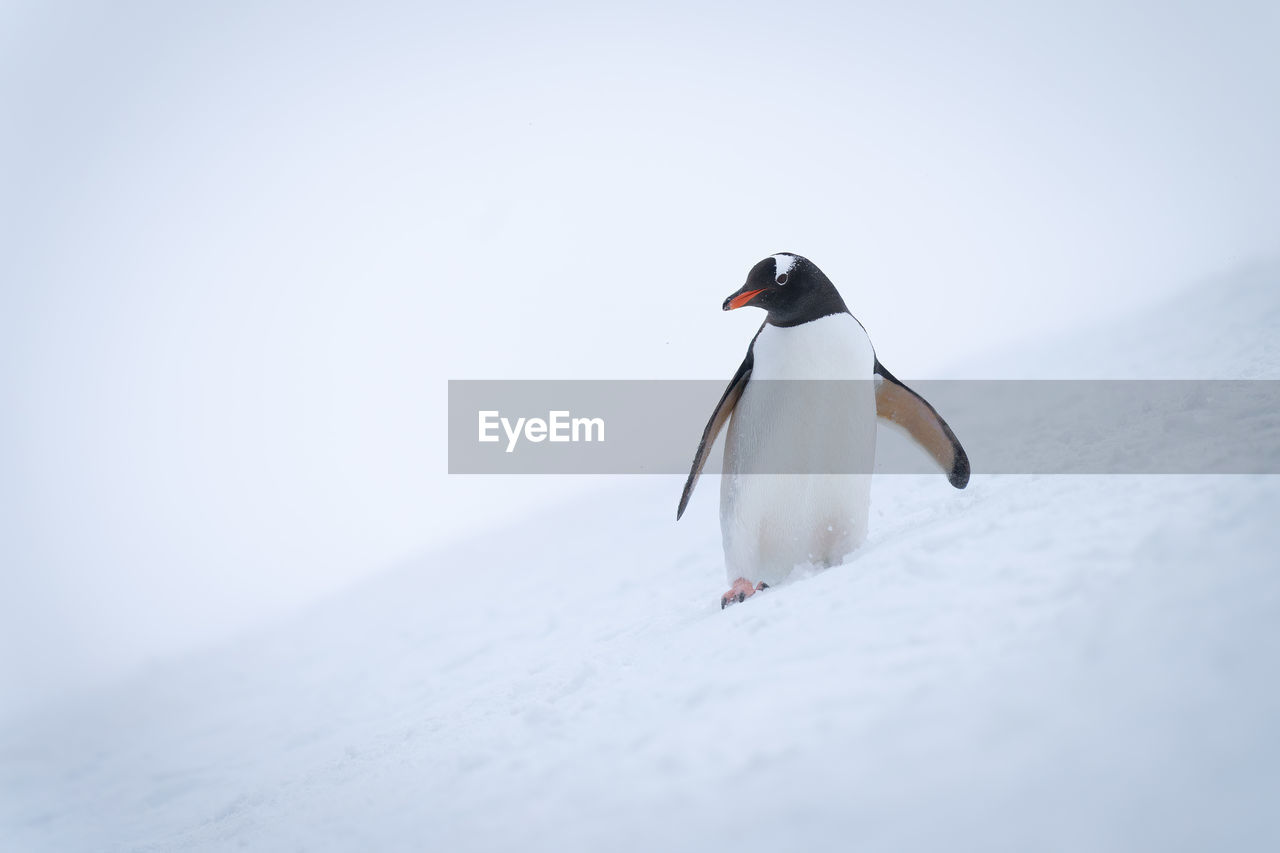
[
  {"x1": 748, "y1": 313, "x2": 876, "y2": 380},
  {"x1": 727, "y1": 313, "x2": 879, "y2": 461},
  {"x1": 719, "y1": 313, "x2": 879, "y2": 583}
]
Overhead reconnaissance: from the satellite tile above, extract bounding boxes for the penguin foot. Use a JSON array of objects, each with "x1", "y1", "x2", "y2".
[{"x1": 720, "y1": 579, "x2": 769, "y2": 609}]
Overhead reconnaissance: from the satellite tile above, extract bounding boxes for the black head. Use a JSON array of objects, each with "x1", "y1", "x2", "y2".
[{"x1": 722, "y1": 253, "x2": 850, "y2": 327}]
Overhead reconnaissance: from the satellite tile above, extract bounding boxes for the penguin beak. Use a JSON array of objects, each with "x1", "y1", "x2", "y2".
[{"x1": 723, "y1": 287, "x2": 765, "y2": 311}]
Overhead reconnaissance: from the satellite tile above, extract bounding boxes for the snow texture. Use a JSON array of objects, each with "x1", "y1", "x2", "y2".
[{"x1": 2, "y1": 267, "x2": 1278, "y2": 852}]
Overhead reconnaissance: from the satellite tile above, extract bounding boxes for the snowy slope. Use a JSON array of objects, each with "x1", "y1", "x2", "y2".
[
  {"x1": 2, "y1": 266, "x2": 1279, "y2": 852},
  {"x1": 948, "y1": 260, "x2": 1280, "y2": 380}
]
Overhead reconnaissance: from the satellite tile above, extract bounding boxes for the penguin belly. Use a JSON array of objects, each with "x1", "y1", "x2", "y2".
[{"x1": 719, "y1": 314, "x2": 877, "y2": 586}]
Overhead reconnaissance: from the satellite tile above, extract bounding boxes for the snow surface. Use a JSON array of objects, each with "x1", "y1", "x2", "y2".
[{"x1": 2, "y1": 266, "x2": 1279, "y2": 852}]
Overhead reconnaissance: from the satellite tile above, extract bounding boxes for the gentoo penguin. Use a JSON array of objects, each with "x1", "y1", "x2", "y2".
[{"x1": 677, "y1": 253, "x2": 969, "y2": 608}]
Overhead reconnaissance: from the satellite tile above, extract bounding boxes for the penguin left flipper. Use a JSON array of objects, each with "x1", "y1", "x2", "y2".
[
  {"x1": 677, "y1": 346, "x2": 755, "y2": 520},
  {"x1": 873, "y1": 360, "x2": 970, "y2": 489}
]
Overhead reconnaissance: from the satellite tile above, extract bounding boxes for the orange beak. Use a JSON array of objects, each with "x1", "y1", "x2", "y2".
[{"x1": 723, "y1": 288, "x2": 765, "y2": 311}]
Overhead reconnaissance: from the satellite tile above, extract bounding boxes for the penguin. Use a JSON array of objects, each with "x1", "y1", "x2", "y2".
[{"x1": 677, "y1": 253, "x2": 969, "y2": 609}]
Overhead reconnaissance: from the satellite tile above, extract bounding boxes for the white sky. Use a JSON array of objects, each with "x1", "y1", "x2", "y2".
[{"x1": 2, "y1": 0, "x2": 1278, "y2": 712}]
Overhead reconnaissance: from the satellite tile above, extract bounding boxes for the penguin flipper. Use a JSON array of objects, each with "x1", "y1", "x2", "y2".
[
  {"x1": 874, "y1": 360, "x2": 970, "y2": 488},
  {"x1": 677, "y1": 352, "x2": 753, "y2": 519}
]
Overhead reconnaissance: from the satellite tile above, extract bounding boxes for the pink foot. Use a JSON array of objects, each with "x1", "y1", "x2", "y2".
[{"x1": 720, "y1": 578, "x2": 769, "y2": 609}]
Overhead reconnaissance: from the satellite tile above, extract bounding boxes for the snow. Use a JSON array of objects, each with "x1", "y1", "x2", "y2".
[
  {"x1": 949, "y1": 260, "x2": 1280, "y2": 380},
  {"x1": 2, "y1": 266, "x2": 1279, "y2": 852}
]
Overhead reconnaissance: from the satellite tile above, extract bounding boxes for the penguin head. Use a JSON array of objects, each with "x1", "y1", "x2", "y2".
[{"x1": 722, "y1": 253, "x2": 850, "y2": 327}]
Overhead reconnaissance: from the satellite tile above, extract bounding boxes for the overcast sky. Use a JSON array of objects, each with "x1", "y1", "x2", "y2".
[{"x1": 2, "y1": 0, "x2": 1278, "y2": 713}]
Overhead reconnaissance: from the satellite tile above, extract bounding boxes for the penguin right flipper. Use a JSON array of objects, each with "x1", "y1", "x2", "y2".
[
  {"x1": 677, "y1": 349, "x2": 753, "y2": 519},
  {"x1": 873, "y1": 360, "x2": 970, "y2": 489}
]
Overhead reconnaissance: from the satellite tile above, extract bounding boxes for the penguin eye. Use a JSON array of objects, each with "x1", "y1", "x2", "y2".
[{"x1": 776, "y1": 273, "x2": 789, "y2": 285}]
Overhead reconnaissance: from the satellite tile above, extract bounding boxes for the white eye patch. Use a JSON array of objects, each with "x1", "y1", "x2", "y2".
[{"x1": 773, "y1": 253, "x2": 797, "y2": 283}]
